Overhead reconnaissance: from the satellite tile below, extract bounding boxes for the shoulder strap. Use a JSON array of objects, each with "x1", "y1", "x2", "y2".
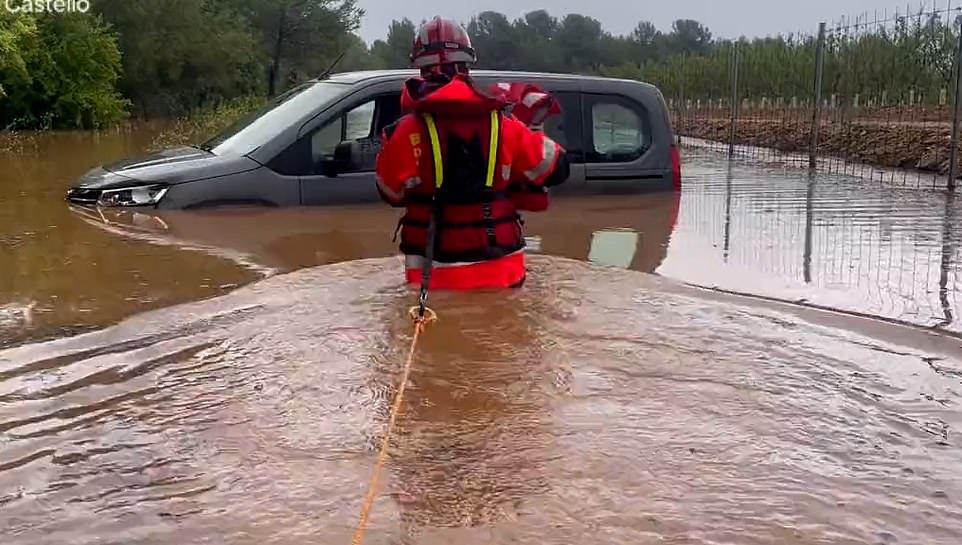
[
  {"x1": 486, "y1": 110, "x2": 500, "y2": 188},
  {"x1": 420, "y1": 113, "x2": 444, "y2": 188},
  {"x1": 420, "y1": 111, "x2": 501, "y2": 190}
]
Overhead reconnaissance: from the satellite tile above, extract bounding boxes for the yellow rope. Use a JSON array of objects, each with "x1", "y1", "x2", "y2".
[{"x1": 350, "y1": 305, "x2": 437, "y2": 545}]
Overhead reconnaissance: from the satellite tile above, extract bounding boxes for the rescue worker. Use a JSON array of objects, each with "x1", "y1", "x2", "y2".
[{"x1": 374, "y1": 16, "x2": 570, "y2": 292}]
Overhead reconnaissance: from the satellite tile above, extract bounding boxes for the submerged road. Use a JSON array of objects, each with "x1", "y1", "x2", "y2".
[{"x1": 1, "y1": 138, "x2": 961, "y2": 543}]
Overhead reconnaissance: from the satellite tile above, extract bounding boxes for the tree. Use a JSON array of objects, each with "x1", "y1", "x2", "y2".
[
  {"x1": 521, "y1": 9, "x2": 558, "y2": 40},
  {"x1": 555, "y1": 14, "x2": 604, "y2": 72},
  {"x1": 628, "y1": 21, "x2": 664, "y2": 61},
  {"x1": 511, "y1": 10, "x2": 562, "y2": 72},
  {"x1": 337, "y1": 33, "x2": 379, "y2": 71},
  {"x1": 467, "y1": 11, "x2": 518, "y2": 69},
  {"x1": 370, "y1": 18, "x2": 416, "y2": 69},
  {"x1": 93, "y1": 0, "x2": 262, "y2": 117},
  {"x1": 0, "y1": 11, "x2": 36, "y2": 102},
  {"x1": 1, "y1": 12, "x2": 128, "y2": 129},
  {"x1": 238, "y1": 0, "x2": 364, "y2": 96},
  {"x1": 8, "y1": 6, "x2": 959, "y2": 131},
  {"x1": 666, "y1": 19, "x2": 712, "y2": 56}
]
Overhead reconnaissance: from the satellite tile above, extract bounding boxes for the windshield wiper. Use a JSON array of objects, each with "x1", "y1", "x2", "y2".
[{"x1": 189, "y1": 142, "x2": 214, "y2": 152}]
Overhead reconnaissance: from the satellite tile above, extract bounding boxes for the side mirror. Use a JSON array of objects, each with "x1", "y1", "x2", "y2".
[
  {"x1": 320, "y1": 156, "x2": 341, "y2": 177},
  {"x1": 320, "y1": 139, "x2": 381, "y2": 177}
]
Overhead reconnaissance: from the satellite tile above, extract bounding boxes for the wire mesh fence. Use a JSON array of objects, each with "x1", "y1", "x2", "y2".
[
  {"x1": 668, "y1": 0, "x2": 962, "y2": 191},
  {"x1": 674, "y1": 152, "x2": 962, "y2": 330}
]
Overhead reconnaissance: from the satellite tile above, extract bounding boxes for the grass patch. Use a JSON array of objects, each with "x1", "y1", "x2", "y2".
[
  {"x1": 0, "y1": 131, "x2": 39, "y2": 155},
  {"x1": 149, "y1": 96, "x2": 267, "y2": 151}
]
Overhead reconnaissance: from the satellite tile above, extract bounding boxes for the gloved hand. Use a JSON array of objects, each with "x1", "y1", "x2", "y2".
[{"x1": 489, "y1": 82, "x2": 561, "y2": 129}]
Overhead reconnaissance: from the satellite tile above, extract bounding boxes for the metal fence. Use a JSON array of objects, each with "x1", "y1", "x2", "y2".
[
  {"x1": 674, "y1": 151, "x2": 962, "y2": 331},
  {"x1": 668, "y1": 1, "x2": 962, "y2": 191}
]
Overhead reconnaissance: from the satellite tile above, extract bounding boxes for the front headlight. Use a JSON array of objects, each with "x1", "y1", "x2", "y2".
[{"x1": 97, "y1": 185, "x2": 169, "y2": 207}]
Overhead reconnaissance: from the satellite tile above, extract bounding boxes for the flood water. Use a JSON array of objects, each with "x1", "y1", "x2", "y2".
[{"x1": 2, "y1": 130, "x2": 962, "y2": 543}]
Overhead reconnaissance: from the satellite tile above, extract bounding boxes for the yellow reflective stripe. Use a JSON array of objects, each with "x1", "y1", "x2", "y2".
[
  {"x1": 486, "y1": 110, "x2": 499, "y2": 187},
  {"x1": 421, "y1": 110, "x2": 500, "y2": 189},
  {"x1": 422, "y1": 113, "x2": 444, "y2": 188}
]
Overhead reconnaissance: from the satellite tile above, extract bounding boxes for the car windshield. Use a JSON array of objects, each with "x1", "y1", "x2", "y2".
[{"x1": 201, "y1": 81, "x2": 350, "y2": 156}]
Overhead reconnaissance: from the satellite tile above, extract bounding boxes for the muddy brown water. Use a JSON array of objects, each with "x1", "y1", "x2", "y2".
[{"x1": 2, "y1": 129, "x2": 962, "y2": 543}]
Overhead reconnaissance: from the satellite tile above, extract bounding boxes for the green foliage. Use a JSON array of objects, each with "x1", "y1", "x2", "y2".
[
  {"x1": 150, "y1": 95, "x2": 266, "y2": 150},
  {"x1": 338, "y1": 33, "x2": 381, "y2": 71},
  {"x1": 92, "y1": 0, "x2": 264, "y2": 117},
  {"x1": 234, "y1": 0, "x2": 364, "y2": 96},
  {"x1": 0, "y1": 12, "x2": 128, "y2": 129},
  {"x1": 0, "y1": 11, "x2": 37, "y2": 99},
  {"x1": 647, "y1": 11, "x2": 962, "y2": 105},
  {"x1": 5, "y1": 4, "x2": 961, "y2": 131},
  {"x1": 369, "y1": 18, "x2": 416, "y2": 69},
  {"x1": 1, "y1": 0, "x2": 366, "y2": 128}
]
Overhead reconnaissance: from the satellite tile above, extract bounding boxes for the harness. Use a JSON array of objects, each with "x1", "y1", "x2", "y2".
[
  {"x1": 423, "y1": 110, "x2": 500, "y2": 189},
  {"x1": 394, "y1": 109, "x2": 515, "y2": 244},
  {"x1": 403, "y1": 110, "x2": 516, "y2": 312}
]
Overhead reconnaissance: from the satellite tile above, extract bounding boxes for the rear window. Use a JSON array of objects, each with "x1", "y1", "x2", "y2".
[
  {"x1": 592, "y1": 102, "x2": 646, "y2": 154},
  {"x1": 578, "y1": 91, "x2": 653, "y2": 164}
]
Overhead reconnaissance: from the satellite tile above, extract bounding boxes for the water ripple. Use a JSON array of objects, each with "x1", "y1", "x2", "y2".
[{"x1": 0, "y1": 257, "x2": 960, "y2": 544}]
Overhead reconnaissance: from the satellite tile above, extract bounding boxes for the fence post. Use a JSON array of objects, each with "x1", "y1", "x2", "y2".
[
  {"x1": 804, "y1": 172, "x2": 815, "y2": 283},
  {"x1": 949, "y1": 21, "x2": 962, "y2": 190},
  {"x1": 809, "y1": 22, "x2": 826, "y2": 170},
  {"x1": 728, "y1": 42, "x2": 740, "y2": 158}
]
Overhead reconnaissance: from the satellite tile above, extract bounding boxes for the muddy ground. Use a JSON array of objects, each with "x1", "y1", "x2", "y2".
[{"x1": 673, "y1": 107, "x2": 959, "y2": 176}]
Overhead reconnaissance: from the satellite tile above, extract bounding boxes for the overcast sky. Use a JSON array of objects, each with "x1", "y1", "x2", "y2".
[{"x1": 356, "y1": 0, "x2": 931, "y2": 44}]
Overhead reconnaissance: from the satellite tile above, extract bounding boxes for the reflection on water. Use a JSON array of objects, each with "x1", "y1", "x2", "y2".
[
  {"x1": 3, "y1": 127, "x2": 962, "y2": 344},
  {"x1": 1, "y1": 258, "x2": 961, "y2": 544},
  {"x1": 5, "y1": 178, "x2": 679, "y2": 346},
  {"x1": 1, "y1": 126, "x2": 257, "y2": 347},
  {"x1": 58, "y1": 150, "x2": 962, "y2": 336},
  {"x1": 0, "y1": 122, "x2": 681, "y2": 346},
  {"x1": 587, "y1": 230, "x2": 639, "y2": 269},
  {"x1": 4, "y1": 129, "x2": 962, "y2": 544},
  {"x1": 383, "y1": 290, "x2": 561, "y2": 540},
  {"x1": 661, "y1": 150, "x2": 962, "y2": 333}
]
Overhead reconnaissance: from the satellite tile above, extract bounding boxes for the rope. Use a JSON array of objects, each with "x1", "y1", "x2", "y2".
[
  {"x1": 418, "y1": 207, "x2": 437, "y2": 318},
  {"x1": 349, "y1": 305, "x2": 437, "y2": 545}
]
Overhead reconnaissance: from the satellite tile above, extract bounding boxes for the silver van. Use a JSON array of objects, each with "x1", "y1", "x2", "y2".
[{"x1": 67, "y1": 69, "x2": 681, "y2": 209}]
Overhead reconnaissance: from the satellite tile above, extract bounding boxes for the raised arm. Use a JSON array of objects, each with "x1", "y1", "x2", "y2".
[{"x1": 374, "y1": 116, "x2": 422, "y2": 207}]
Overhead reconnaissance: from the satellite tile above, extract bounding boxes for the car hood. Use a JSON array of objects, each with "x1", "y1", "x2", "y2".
[{"x1": 76, "y1": 146, "x2": 261, "y2": 189}]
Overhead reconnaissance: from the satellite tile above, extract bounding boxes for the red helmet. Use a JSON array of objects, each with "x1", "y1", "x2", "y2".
[{"x1": 410, "y1": 16, "x2": 476, "y2": 71}]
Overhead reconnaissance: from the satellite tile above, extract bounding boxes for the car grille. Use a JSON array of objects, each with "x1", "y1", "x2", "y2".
[{"x1": 66, "y1": 187, "x2": 102, "y2": 204}]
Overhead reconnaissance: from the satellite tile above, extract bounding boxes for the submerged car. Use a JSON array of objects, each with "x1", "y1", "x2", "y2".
[
  {"x1": 69, "y1": 192, "x2": 680, "y2": 276},
  {"x1": 66, "y1": 69, "x2": 681, "y2": 209}
]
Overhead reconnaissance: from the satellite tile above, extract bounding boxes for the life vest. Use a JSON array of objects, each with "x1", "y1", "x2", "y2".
[
  {"x1": 395, "y1": 110, "x2": 525, "y2": 264},
  {"x1": 508, "y1": 182, "x2": 549, "y2": 212}
]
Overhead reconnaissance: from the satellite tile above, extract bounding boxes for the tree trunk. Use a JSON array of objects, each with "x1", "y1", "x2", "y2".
[{"x1": 268, "y1": 7, "x2": 287, "y2": 97}]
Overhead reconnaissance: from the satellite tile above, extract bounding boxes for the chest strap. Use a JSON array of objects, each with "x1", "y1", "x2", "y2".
[{"x1": 421, "y1": 110, "x2": 500, "y2": 189}]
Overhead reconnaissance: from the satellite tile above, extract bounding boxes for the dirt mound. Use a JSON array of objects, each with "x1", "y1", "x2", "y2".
[{"x1": 674, "y1": 115, "x2": 956, "y2": 175}]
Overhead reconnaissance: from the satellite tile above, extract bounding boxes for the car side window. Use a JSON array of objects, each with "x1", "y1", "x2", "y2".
[
  {"x1": 312, "y1": 100, "x2": 375, "y2": 163},
  {"x1": 310, "y1": 117, "x2": 342, "y2": 163},
  {"x1": 584, "y1": 94, "x2": 650, "y2": 163},
  {"x1": 269, "y1": 93, "x2": 402, "y2": 177},
  {"x1": 345, "y1": 101, "x2": 376, "y2": 141}
]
